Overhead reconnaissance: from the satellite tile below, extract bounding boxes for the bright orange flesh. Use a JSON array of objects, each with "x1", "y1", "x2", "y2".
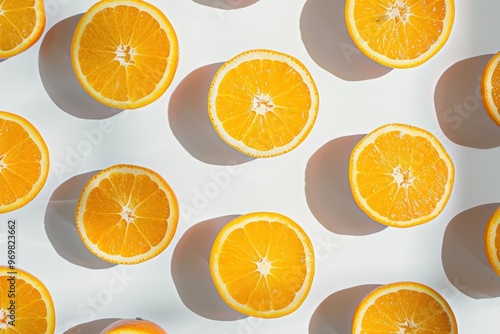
[
  {"x1": 75, "y1": 164, "x2": 179, "y2": 264},
  {"x1": 485, "y1": 207, "x2": 500, "y2": 277},
  {"x1": 0, "y1": 111, "x2": 49, "y2": 213},
  {"x1": 0, "y1": 0, "x2": 46, "y2": 58},
  {"x1": 481, "y1": 52, "x2": 500, "y2": 126},
  {"x1": 352, "y1": 282, "x2": 458, "y2": 333},
  {"x1": 100, "y1": 318, "x2": 167, "y2": 334},
  {"x1": 210, "y1": 212, "x2": 315, "y2": 318},
  {"x1": 345, "y1": 0, "x2": 455, "y2": 68},
  {"x1": 208, "y1": 49, "x2": 319, "y2": 157},
  {"x1": 71, "y1": 0, "x2": 179, "y2": 109},
  {"x1": 0, "y1": 266, "x2": 56, "y2": 334},
  {"x1": 349, "y1": 123, "x2": 454, "y2": 227}
]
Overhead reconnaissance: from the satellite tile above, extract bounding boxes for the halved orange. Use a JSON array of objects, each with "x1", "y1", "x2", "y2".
[
  {"x1": 0, "y1": 0, "x2": 46, "y2": 58},
  {"x1": 0, "y1": 111, "x2": 49, "y2": 213},
  {"x1": 485, "y1": 206, "x2": 500, "y2": 277},
  {"x1": 207, "y1": 49, "x2": 319, "y2": 158},
  {"x1": 75, "y1": 164, "x2": 179, "y2": 264},
  {"x1": 349, "y1": 123, "x2": 454, "y2": 227},
  {"x1": 345, "y1": 0, "x2": 455, "y2": 68},
  {"x1": 209, "y1": 212, "x2": 315, "y2": 318},
  {"x1": 100, "y1": 318, "x2": 166, "y2": 334},
  {"x1": 481, "y1": 51, "x2": 500, "y2": 126},
  {"x1": 0, "y1": 266, "x2": 56, "y2": 334},
  {"x1": 352, "y1": 281, "x2": 458, "y2": 333},
  {"x1": 71, "y1": 0, "x2": 179, "y2": 109}
]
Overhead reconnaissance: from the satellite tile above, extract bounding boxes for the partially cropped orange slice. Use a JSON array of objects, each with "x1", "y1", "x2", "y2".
[
  {"x1": 0, "y1": 0, "x2": 46, "y2": 58},
  {"x1": 0, "y1": 111, "x2": 49, "y2": 213},
  {"x1": 100, "y1": 318, "x2": 167, "y2": 334},
  {"x1": 485, "y1": 206, "x2": 500, "y2": 277},
  {"x1": 345, "y1": 0, "x2": 455, "y2": 68},
  {"x1": 75, "y1": 164, "x2": 179, "y2": 264},
  {"x1": 481, "y1": 51, "x2": 500, "y2": 126},
  {"x1": 0, "y1": 266, "x2": 56, "y2": 334},
  {"x1": 209, "y1": 212, "x2": 315, "y2": 318},
  {"x1": 71, "y1": 0, "x2": 179, "y2": 109},
  {"x1": 208, "y1": 49, "x2": 319, "y2": 158},
  {"x1": 352, "y1": 281, "x2": 458, "y2": 333},
  {"x1": 349, "y1": 123, "x2": 454, "y2": 227}
]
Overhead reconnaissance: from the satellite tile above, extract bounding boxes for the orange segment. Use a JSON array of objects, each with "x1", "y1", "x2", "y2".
[
  {"x1": 0, "y1": 266, "x2": 56, "y2": 334},
  {"x1": 481, "y1": 51, "x2": 500, "y2": 126},
  {"x1": 485, "y1": 207, "x2": 500, "y2": 277},
  {"x1": 0, "y1": 111, "x2": 49, "y2": 213},
  {"x1": 209, "y1": 212, "x2": 315, "y2": 318},
  {"x1": 71, "y1": 0, "x2": 179, "y2": 109},
  {"x1": 352, "y1": 282, "x2": 458, "y2": 333},
  {"x1": 75, "y1": 164, "x2": 179, "y2": 264},
  {"x1": 349, "y1": 123, "x2": 454, "y2": 227},
  {"x1": 208, "y1": 49, "x2": 319, "y2": 158},
  {"x1": 0, "y1": 0, "x2": 46, "y2": 58},
  {"x1": 100, "y1": 318, "x2": 167, "y2": 334},
  {"x1": 345, "y1": 0, "x2": 455, "y2": 68}
]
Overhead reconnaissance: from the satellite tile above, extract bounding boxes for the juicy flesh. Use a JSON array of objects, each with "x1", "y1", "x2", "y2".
[
  {"x1": 0, "y1": 118, "x2": 43, "y2": 206},
  {"x1": 77, "y1": 5, "x2": 171, "y2": 102},
  {"x1": 217, "y1": 221, "x2": 307, "y2": 311},
  {"x1": 82, "y1": 172, "x2": 171, "y2": 258},
  {"x1": 489, "y1": 61, "x2": 500, "y2": 112},
  {"x1": 361, "y1": 289, "x2": 453, "y2": 332},
  {"x1": 353, "y1": 0, "x2": 446, "y2": 60},
  {"x1": 355, "y1": 130, "x2": 449, "y2": 221},
  {"x1": 0, "y1": 275, "x2": 50, "y2": 332},
  {"x1": 0, "y1": 0, "x2": 37, "y2": 52},
  {"x1": 215, "y1": 58, "x2": 312, "y2": 151}
]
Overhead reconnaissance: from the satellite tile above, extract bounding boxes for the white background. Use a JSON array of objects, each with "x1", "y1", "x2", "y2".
[{"x1": 1, "y1": 0, "x2": 500, "y2": 333}]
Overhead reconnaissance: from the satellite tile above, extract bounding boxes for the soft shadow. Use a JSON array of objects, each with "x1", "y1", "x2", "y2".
[
  {"x1": 305, "y1": 135, "x2": 386, "y2": 235},
  {"x1": 168, "y1": 63, "x2": 254, "y2": 165},
  {"x1": 0, "y1": 59, "x2": 6, "y2": 63},
  {"x1": 192, "y1": 0, "x2": 259, "y2": 10},
  {"x1": 442, "y1": 203, "x2": 500, "y2": 299},
  {"x1": 309, "y1": 284, "x2": 379, "y2": 334},
  {"x1": 44, "y1": 170, "x2": 115, "y2": 269},
  {"x1": 63, "y1": 318, "x2": 120, "y2": 334},
  {"x1": 171, "y1": 215, "x2": 247, "y2": 321},
  {"x1": 300, "y1": 0, "x2": 391, "y2": 81},
  {"x1": 435, "y1": 54, "x2": 500, "y2": 149},
  {"x1": 38, "y1": 14, "x2": 123, "y2": 119}
]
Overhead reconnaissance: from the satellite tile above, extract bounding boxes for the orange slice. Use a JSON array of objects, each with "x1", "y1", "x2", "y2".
[
  {"x1": 481, "y1": 51, "x2": 500, "y2": 126},
  {"x1": 71, "y1": 0, "x2": 179, "y2": 109},
  {"x1": 75, "y1": 164, "x2": 179, "y2": 264},
  {"x1": 0, "y1": 0, "x2": 46, "y2": 58},
  {"x1": 0, "y1": 111, "x2": 49, "y2": 213},
  {"x1": 345, "y1": 0, "x2": 455, "y2": 68},
  {"x1": 207, "y1": 49, "x2": 319, "y2": 158},
  {"x1": 100, "y1": 318, "x2": 166, "y2": 334},
  {"x1": 0, "y1": 266, "x2": 56, "y2": 334},
  {"x1": 209, "y1": 212, "x2": 315, "y2": 318},
  {"x1": 352, "y1": 281, "x2": 458, "y2": 333},
  {"x1": 349, "y1": 123, "x2": 454, "y2": 227},
  {"x1": 485, "y1": 207, "x2": 500, "y2": 277}
]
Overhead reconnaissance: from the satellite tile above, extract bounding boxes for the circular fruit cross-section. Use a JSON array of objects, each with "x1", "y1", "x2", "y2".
[
  {"x1": 345, "y1": 0, "x2": 455, "y2": 68},
  {"x1": 0, "y1": 266, "x2": 56, "y2": 334},
  {"x1": 0, "y1": 111, "x2": 49, "y2": 213},
  {"x1": 75, "y1": 164, "x2": 179, "y2": 264},
  {"x1": 352, "y1": 281, "x2": 458, "y2": 333},
  {"x1": 71, "y1": 0, "x2": 179, "y2": 109},
  {"x1": 349, "y1": 123, "x2": 454, "y2": 227},
  {"x1": 209, "y1": 212, "x2": 315, "y2": 318},
  {"x1": 208, "y1": 49, "x2": 319, "y2": 158}
]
